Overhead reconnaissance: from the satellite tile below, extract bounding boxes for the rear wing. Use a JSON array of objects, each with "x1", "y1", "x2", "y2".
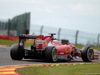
[{"x1": 19, "y1": 34, "x2": 44, "y2": 50}]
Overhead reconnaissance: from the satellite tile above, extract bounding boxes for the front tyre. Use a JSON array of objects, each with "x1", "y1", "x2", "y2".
[
  {"x1": 81, "y1": 46, "x2": 94, "y2": 62},
  {"x1": 44, "y1": 46, "x2": 58, "y2": 62},
  {"x1": 10, "y1": 44, "x2": 24, "y2": 60}
]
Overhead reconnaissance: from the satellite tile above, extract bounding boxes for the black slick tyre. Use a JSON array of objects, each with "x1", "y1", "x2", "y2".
[
  {"x1": 44, "y1": 46, "x2": 58, "y2": 62},
  {"x1": 81, "y1": 46, "x2": 94, "y2": 62},
  {"x1": 10, "y1": 44, "x2": 24, "y2": 60}
]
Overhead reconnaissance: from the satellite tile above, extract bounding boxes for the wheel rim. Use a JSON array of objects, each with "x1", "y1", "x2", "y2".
[
  {"x1": 52, "y1": 48, "x2": 57, "y2": 62},
  {"x1": 87, "y1": 49, "x2": 94, "y2": 61}
]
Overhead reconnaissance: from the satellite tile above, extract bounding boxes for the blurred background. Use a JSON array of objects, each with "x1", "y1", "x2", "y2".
[{"x1": 0, "y1": 0, "x2": 100, "y2": 47}]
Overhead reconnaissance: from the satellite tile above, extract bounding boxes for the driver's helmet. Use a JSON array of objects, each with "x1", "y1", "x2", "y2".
[{"x1": 61, "y1": 39, "x2": 69, "y2": 45}]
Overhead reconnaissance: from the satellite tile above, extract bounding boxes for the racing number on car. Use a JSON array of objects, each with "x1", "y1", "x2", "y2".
[{"x1": 65, "y1": 49, "x2": 69, "y2": 55}]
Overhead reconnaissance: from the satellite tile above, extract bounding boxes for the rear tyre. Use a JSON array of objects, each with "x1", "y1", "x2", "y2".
[
  {"x1": 44, "y1": 46, "x2": 58, "y2": 62},
  {"x1": 10, "y1": 44, "x2": 25, "y2": 60},
  {"x1": 81, "y1": 46, "x2": 94, "y2": 62}
]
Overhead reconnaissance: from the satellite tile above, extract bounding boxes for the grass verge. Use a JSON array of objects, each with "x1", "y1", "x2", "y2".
[
  {"x1": 0, "y1": 39, "x2": 33, "y2": 47},
  {"x1": 16, "y1": 64, "x2": 100, "y2": 75},
  {"x1": 75, "y1": 45, "x2": 100, "y2": 50}
]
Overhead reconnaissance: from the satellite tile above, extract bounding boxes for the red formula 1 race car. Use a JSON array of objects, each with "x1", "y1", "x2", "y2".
[{"x1": 10, "y1": 33, "x2": 97, "y2": 62}]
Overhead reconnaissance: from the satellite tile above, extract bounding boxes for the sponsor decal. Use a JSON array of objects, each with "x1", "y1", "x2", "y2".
[
  {"x1": 65, "y1": 49, "x2": 69, "y2": 55},
  {"x1": 36, "y1": 39, "x2": 43, "y2": 44},
  {"x1": 60, "y1": 52, "x2": 64, "y2": 55}
]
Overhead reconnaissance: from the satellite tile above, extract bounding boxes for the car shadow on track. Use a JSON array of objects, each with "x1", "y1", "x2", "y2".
[{"x1": 21, "y1": 59, "x2": 83, "y2": 63}]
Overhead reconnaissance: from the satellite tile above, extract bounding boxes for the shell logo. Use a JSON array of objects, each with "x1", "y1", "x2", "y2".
[{"x1": 65, "y1": 49, "x2": 69, "y2": 55}]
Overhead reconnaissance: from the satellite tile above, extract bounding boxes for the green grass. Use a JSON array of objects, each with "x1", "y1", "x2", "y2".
[
  {"x1": 16, "y1": 64, "x2": 100, "y2": 75},
  {"x1": 0, "y1": 39, "x2": 18, "y2": 46},
  {"x1": 75, "y1": 45, "x2": 83, "y2": 49},
  {"x1": 0, "y1": 39, "x2": 100, "y2": 50},
  {"x1": 75, "y1": 45, "x2": 100, "y2": 50},
  {"x1": 0, "y1": 39, "x2": 33, "y2": 47}
]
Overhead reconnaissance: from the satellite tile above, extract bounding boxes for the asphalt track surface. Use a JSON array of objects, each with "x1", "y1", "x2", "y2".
[{"x1": 0, "y1": 47, "x2": 100, "y2": 67}]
